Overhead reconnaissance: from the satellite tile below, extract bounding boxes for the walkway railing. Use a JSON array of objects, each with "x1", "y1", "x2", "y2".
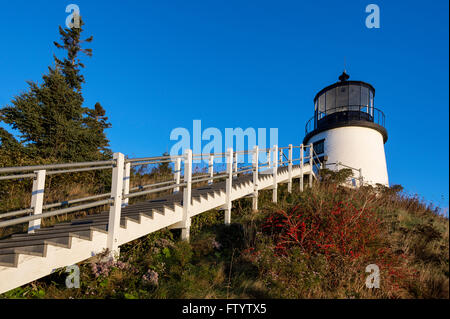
[{"x1": 0, "y1": 143, "x2": 325, "y2": 250}]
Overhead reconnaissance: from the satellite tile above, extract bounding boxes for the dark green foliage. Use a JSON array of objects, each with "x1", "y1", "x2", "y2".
[
  {"x1": 0, "y1": 17, "x2": 110, "y2": 165},
  {"x1": 216, "y1": 223, "x2": 246, "y2": 251}
]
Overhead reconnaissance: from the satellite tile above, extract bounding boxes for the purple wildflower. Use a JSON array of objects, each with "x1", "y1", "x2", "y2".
[
  {"x1": 142, "y1": 269, "x2": 159, "y2": 286},
  {"x1": 90, "y1": 259, "x2": 132, "y2": 278}
]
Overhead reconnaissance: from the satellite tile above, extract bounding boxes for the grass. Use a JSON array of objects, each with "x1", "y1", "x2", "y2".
[{"x1": 0, "y1": 173, "x2": 448, "y2": 299}]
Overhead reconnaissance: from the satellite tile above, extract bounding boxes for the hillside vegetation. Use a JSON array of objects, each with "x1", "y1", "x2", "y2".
[{"x1": 1, "y1": 171, "x2": 448, "y2": 299}]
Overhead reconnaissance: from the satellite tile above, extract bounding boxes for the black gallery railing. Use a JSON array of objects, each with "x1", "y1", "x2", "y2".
[{"x1": 305, "y1": 105, "x2": 385, "y2": 135}]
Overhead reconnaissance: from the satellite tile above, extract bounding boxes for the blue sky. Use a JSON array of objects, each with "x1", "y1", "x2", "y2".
[{"x1": 0, "y1": 0, "x2": 448, "y2": 211}]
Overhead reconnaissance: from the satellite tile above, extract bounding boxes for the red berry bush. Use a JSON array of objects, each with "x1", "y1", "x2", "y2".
[{"x1": 258, "y1": 185, "x2": 420, "y2": 297}]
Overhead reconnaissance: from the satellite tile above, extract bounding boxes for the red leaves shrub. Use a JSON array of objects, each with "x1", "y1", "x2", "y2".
[
  {"x1": 262, "y1": 201, "x2": 381, "y2": 260},
  {"x1": 261, "y1": 192, "x2": 417, "y2": 295}
]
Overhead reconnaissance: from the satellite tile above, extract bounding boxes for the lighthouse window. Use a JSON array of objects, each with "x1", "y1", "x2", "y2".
[
  {"x1": 336, "y1": 86, "x2": 348, "y2": 109},
  {"x1": 361, "y1": 86, "x2": 369, "y2": 109},
  {"x1": 318, "y1": 94, "x2": 326, "y2": 113},
  {"x1": 349, "y1": 85, "x2": 361, "y2": 108},
  {"x1": 326, "y1": 88, "x2": 336, "y2": 111},
  {"x1": 313, "y1": 139, "x2": 325, "y2": 155}
]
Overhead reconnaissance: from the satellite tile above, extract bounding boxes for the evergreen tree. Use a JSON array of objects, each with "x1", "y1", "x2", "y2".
[
  {"x1": 0, "y1": 127, "x2": 29, "y2": 167},
  {"x1": 53, "y1": 18, "x2": 92, "y2": 91},
  {"x1": 0, "y1": 17, "x2": 111, "y2": 163}
]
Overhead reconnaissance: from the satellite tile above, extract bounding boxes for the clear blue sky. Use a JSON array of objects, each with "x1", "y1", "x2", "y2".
[{"x1": 0, "y1": 0, "x2": 448, "y2": 212}]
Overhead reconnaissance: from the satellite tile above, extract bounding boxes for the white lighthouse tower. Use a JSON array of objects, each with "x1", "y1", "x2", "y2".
[{"x1": 303, "y1": 71, "x2": 389, "y2": 186}]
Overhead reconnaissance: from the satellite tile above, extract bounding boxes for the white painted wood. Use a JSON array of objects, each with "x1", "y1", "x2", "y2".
[
  {"x1": 225, "y1": 148, "x2": 233, "y2": 224},
  {"x1": 252, "y1": 145, "x2": 259, "y2": 211},
  {"x1": 181, "y1": 149, "x2": 192, "y2": 241},
  {"x1": 300, "y1": 144, "x2": 304, "y2": 192},
  {"x1": 0, "y1": 159, "x2": 316, "y2": 295},
  {"x1": 28, "y1": 170, "x2": 46, "y2": 234},
  {"x1": 122, "y1": 162, "x2": 131, "y2": 206},
  {"x1": 272, "y1": 145, "x2": 278, "y2": 203},
  {"x1": 106, "y1": 152, "x2": 124, "y2": 259},
  {"x1": 0, "y1": 141, "x2": 322, "y2": 294},
  {"x1": 0, "y1": 230, "x2": 108, "y2": 295},
  {"x1": 174, "y1": 157, "x2": 181, "y2": 193},
  {"x1": 268, "y1": 149, "x2": 272, "y2": 168},
  {"x1": 208, "y1": 155, "x2": 214, "y2": 185},
  {"x1": 288, "y1": 144, "x2": 292, "y2": 193}
]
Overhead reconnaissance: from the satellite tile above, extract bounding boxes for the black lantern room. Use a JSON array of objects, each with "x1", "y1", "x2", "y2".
[{"x1": 304, "y1": 71, "x2": 387, "y2": 144}]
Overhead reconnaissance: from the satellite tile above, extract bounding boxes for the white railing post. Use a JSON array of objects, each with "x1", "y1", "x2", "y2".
[
  {"x1": 288, "y1": 144, "x2": 293, "y2": 193},
  {"x1": 309, "y1": 143, "x2": 313, "y2": 188},
  {"x1": 107, "y1": 152, "x2": 125, "y2": 259},
  {"x1": 122, "y1": 162, "x2": 131, "y2": 206},
  {"x1": 208, "y1": 155, "x2": 214, "y2": 185},
  {"x1": 268, "y1": 148, "x2": 272, "y2": 169},
  {"x1": 181, "y1": 149, "x2": 192, "y2": 241},
  {"x1": 174, "y1": 157, "x2": 181, "y2": 193},
  {"x1": 279, "y1": 148, "x2": 283, "y2": 165},
  {"x1": 252, "y1": 145, "x2": 259, "y2": 211},
  {"x1": 300, "y1": 144, "x2": 304, "y2": 192},
  {"x1": 272, "y1": 145, "x2": 278, "y2": 203},
  {"x1": 28, "y1": 170, "x2": 46, "y2": 234},
  {"x1": 225, "y1": 147, "x2": 233, "y2": 224}
]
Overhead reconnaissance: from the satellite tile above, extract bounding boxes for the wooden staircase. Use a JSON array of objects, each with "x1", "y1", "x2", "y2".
[{"x1": 0, "y1": 159, "x2": 314, "y2": 294}]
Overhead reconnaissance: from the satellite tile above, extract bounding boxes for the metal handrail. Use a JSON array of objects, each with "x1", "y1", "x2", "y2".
[
  {"x1": 191, "y1": 173, "x2": 228, "y2": 184},
  {"x1": 232, "y1": 168, "x2": 253, "y2": 176},
  {"x1": 0, "y1": 199, "x2": 113, "y2": 229},
  {"x1": 0, "y1": 192, "x2": 113, "y2": 219},
  {"x1": 192, "y1": 152, "x2": 226, "y2": 158},
  {"x1": 0, "y1": 160, "x2": 115, "y2": 174},
  {"x1": 130, "y1": 180, "x2": 176, "y2": 192},
  {"x1": 46, "y1": 165, "x2": 112, "y2": 175},
  {"x1": 126, "y1": 155, "x2": 178, "y2": 163},
  {"x1": 0, "y1": 208, "x2": 34, "y2": 219},
  {"x1": 44, "y1": 193, "x2": 112, "y2": 209},
  {"x1": 0, "y1": 173, "x2": 36, "y2": 181},
  {"x1": 124, "y1": 183, "x2": 186, "y2": 199},
  {"x1": 130, "y1": 159, "x2": 173, "y2": 167}
]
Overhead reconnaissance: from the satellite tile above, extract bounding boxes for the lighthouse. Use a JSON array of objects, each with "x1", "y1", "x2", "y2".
[{"x1": 303, "y1": 72, "x2": 389, "y2": 186}]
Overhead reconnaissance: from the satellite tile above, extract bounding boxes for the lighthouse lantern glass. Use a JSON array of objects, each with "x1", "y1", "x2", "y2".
[
  {"x1": 325, "y1": 88, "x2": 336, "y2": 113},
  {"x1": 336, "y1": 86, "x2": 347, "y2": 111},
  {"x1": 349, "y1": 84, "x2": 361, "y2": 109},
  {"x1": 318, "y1": 94, "x2": 325, "y2": 115},
  {"x1": 361, "y1": 86, "x2": 369, "y2": 110},
  {"x1": 306, "y1": 75, "x2": 385, "y2": 138}
]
